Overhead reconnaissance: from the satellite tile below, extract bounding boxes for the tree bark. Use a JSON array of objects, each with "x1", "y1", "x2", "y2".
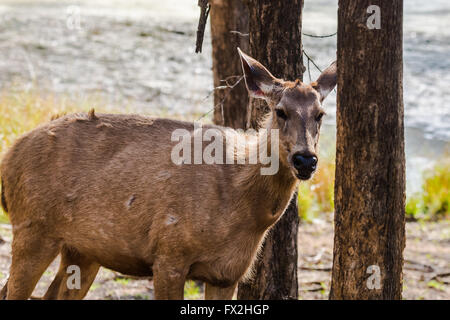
[
  {"x1": 210, "y1": 0, "x2": 249, "y2": 129},
  {"x1": 330, "y1": 1, "x2": 405, "y2": 299},
  {"x1": 237, "y1": 0, "x2": 304, "y2": 300}
]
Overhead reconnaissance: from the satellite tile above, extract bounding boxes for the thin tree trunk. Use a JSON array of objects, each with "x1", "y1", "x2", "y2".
[
  {"x1": 330, "y1": 1, "x2": 405, "y2": 299},
  {"x1": 210, "y1": 0, "x2": 249, "y2": 129},
  {"x1": 237, "y1": 0, "x2": 304, "y2": 300}
]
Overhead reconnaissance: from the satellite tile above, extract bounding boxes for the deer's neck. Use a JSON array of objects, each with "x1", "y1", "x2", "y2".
[{"x1": 234, "y1": 123, "x2": 297, "y2": 231}]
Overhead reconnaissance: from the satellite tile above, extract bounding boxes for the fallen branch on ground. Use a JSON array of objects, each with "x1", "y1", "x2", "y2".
[
  {"x1": 404, "y1": 259, "x2": 435, "y2": 273},
  {"x1": 299, "y1": 281, "x2": 327, "y2": 292},
  {"x1": 299, "y1": 266, "x2": 332, "y2": 272},
  {"x1": 429, "y1": 272, "x2": 450, "y2": 284}
]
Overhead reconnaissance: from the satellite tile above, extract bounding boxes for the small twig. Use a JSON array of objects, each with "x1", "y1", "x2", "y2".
[
  {"x1": 197, "y1": 108, "x2": 215, "y2": 121},
  {"x1": 97, "y1": 272, "x2": 152, "y2": 285},
  {"x1": 299, "y1": 266, "x2": 332, "y2": 272},
  {"x1": 112, "y1": 272, "x2": 152, "y2": 281},
  {"x1": 201, "y1": 75, "x2": 242, "y2": 101},
  {"x1": 404, "y1": 259, "x2": 435, "y2": 273},
  {"x1": 230, "y1": 30, "x2": 249, "y2": 37},
  {"x1": 195, "y1": 0, "x2": 211, "y2": 53},
  {"x1": 303, "y1": 50, "x2": 323, "y2": 73},
  {"x1": 300, "y1": 286, "x2": 324, "y2": 292},
  {"x1": 196, "y1": 75, "x2": 244, "y2": 121},
  {"x1": 303, "y1": 32, "x2": 337, "y2": 38},
  {"x1": 304, "y1": 248, "x2": 326, "y2": 264},
  {"x1": 300, "y1": 281, "x2": 327, "y2": 292},
  {"x1": 302, "y1": 50, "x2": 336, "y2": 92},
  {"x1": 429, "y1": 272, "x2": 450, "y2": 284},
  {"x1": 307, "y1": 56, "x2": 312, "y2": 82},
  {"x1": 303, "y1": 49, "x2": 337, "y2": 94},
  {"x1": 222, "y1": 75, "x2": 242, "y2": 86}
]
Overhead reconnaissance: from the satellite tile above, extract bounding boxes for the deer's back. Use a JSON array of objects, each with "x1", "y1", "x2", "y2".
[
  {"x1": 0, "y1": 112, "x2": 280, "y2": 283},
  {"x1": 2, "y1": 113, "x2": 244, "y2": 270}
]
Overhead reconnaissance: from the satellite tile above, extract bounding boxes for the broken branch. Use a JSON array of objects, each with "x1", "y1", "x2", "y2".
[{"x1": 195, "y1": 0, "x2": 211, "y2": 53}]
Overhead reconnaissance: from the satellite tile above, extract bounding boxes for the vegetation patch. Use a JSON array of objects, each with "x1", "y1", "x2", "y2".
[
  {"x1": 184, "y1": 280, "x2": 202, "y2": 300},
  {"x1": 406, "y1": 159, "x2": 449, "y2": 221},
  {"x1": 298, "y1": 149, "x2": 335, "y2": 223}
]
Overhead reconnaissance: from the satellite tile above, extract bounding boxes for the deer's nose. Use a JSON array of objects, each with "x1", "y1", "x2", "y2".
[{"x1": 292, "y1": 153, "x2": 317, "y2": 172}]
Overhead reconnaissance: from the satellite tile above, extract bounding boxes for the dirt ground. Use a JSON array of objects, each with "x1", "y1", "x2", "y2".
[
  {"x1": 297, "y1": 215, "x2": 449, "y2": 300},
  {"x1": 0, "y1": 216, "x2": 448, "y2": 300}
]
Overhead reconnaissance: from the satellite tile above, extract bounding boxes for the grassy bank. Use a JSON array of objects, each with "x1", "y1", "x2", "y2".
[
  {"x1": 406, "y1": 158, "x2": 449, "y2": 221},
  {"x1": 298, "y1": 153, "x2": 449, "y2": 223},
  {"x1": 298, "y1": 152, "x2": 335, "y2": 222}
]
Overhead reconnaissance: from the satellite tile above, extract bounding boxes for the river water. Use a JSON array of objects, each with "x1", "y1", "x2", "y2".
[{"x1": 0, "y1": 0, "x2": 448, "y2": 193}]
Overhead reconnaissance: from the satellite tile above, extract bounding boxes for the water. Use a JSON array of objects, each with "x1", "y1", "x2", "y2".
[
  {"x1": 303, "y1": 0, "x2": 450, "y2": 193},
  {"x1": 0, "y1": 0, "x2": 448, "y2": 193},
  {"x1": 0, "y1": 0, "x2": 211, "y2": 113},
  {"x1": 303, "y1": 0, "x2": 450, "y2": 139}
]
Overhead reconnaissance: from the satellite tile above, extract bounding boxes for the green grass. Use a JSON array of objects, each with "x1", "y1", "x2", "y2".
[
  {"x1": 427, "y1": 279, "x2": 445, "y2": 291},
  {"x1": 0, "y1": 86, "x2": 113, "y2": 154},
  {"x1": 299, "y1": 150, "x2": 449, "y2": 223},
  {"x1": 114, "y1": 277, "x2": 130, "y2": 286},
  {"x1": 89, "y1": 283, "x2": 100, "y2": 291},
  {"x1": 406, "y1": 159, "x2": 450, "y2": 221},
  {"x1": 0, "y1": 210, "x2": 8, "y2": 224},
  {"x1": 184, "y1": 280, "x2": 202, "y2": 299},
  {"x1": 298, "y1": 149, "x2": 335, "y2": 222}
]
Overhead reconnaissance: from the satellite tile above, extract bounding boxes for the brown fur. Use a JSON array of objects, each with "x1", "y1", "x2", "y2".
[{"x1": 0, "y1": 51, "x2": 336, "y2": 300}]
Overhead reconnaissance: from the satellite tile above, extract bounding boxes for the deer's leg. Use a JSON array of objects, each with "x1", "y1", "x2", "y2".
[
  {"x1": 153, "y1": 259, "x2": 188, "y2": 300},
  {"x1": 6, "y1": 230, "x2": 61, "y2": 300},
  {"x1": 0, "y1": 280, "x2": 7, "y2": 300},
  {"x1": 43, "y1": 245, "x2": 100, "y2": 300},
  {"x1": 205, "y1": 282, "x2": 237, "y2": 300}
]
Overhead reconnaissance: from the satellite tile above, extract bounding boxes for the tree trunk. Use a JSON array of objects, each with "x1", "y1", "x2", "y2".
[
  {"x1": 210, "y1": 0, "x2": 249, "y2": 129},
  {"x1": 330, "y1": 1, "x2": 405, "y2": 299},
  {"x1": 237, "y1": 0, "x2": 304, "y2": 300}
]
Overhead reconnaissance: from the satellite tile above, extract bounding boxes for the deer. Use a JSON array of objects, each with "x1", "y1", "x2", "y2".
[{"x1": 0, "y1": 49, "x2": 336, "y2": 300}]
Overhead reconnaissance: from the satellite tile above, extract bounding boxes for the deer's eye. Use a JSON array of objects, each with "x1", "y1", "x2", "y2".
[
  {"x1": 315, "y1": 112, "x2": 325, "y2": 122},
  {"x1": 275, "y1": 109, "x2": 287, "y2": 120}
]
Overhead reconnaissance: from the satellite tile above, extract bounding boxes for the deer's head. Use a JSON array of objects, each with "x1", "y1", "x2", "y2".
[{"x1": 238, "y1": 49, "x2": 336, "y2": 180}]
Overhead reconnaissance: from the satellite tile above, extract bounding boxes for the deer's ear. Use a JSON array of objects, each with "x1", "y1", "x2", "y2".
[
  {"x1": 312, "y1": 61, "x2": 337, "y2": 102},
  {"x1": 238, "y1": 48, "x2": 278, "y2": 99}
]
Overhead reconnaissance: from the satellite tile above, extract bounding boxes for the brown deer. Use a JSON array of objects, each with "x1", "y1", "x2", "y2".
[{"x1": 0, "y1": 49, "x2": 336, "y2": 300}]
